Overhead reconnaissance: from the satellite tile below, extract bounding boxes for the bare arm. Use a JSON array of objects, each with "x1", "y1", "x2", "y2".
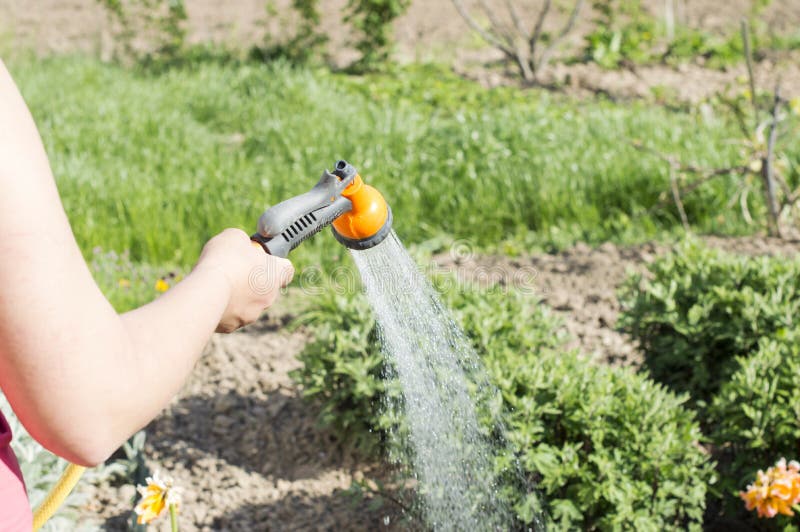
[{"x1": 0, "y1": 60, "x2": 293, "y2": 466}]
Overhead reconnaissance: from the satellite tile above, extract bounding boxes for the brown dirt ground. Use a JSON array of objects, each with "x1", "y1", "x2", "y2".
[
  {"x1": 1, "y1": 0, "x2": 799, "y2": 101},
  {"x1": 433, "y1": 235, "x2": 800, "y2": 368}
]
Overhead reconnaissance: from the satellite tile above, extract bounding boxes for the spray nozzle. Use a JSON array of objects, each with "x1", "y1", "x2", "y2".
[{"x1": 251, "y1": 160, "x2": 392, "y2": 257}]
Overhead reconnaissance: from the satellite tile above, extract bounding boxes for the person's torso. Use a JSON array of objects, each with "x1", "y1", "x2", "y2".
[{"x1": 0, "y1": 408, "x2": 33, "y2": 530}]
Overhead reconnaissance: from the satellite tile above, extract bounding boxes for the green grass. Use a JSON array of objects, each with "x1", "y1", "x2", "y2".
[{"x1": 7, "y1": 56, "x2": 796, "y2": 306}]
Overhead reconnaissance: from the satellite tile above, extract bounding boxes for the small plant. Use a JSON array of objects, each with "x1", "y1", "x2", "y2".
[
  {"x1": 619, "y1": 240, "x2": 800, "y2": 405},
  {"x1": 95, "y1": 0, "x2": 188, "y2": 67},
  {"x1": 709, "y1": 340, "x2": 800, "y2": 519},
  {"x1": 584, "y1": 0, "x2": 655, "y2": 68},
  {"x1": 252, "y1": 0, "x2": 328, "y2": 65},
  {"x1": 290, "y1": 287, "x2": 391, "y2": 454},
  {"x1": 344, "y1": 0, "x2": 410, "y2": 71},
  {"x1": 90, "y1": 248, "x2": 183, "y2": 312}
]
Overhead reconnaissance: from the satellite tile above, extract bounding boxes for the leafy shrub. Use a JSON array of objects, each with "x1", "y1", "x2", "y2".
[
  {"x1": 290, "y1": 288, "x2": 391, "y2": 454},
  {"x1": 252, "y1": 0, "x2": 328, "y2": 65},
  {"x1": 344, "y1": 0, "x2": 410, "y2": 70},
  {"x1": 619, "y1": 240, "x2": 800, "y2": 405},
  {"x1": 585, "y1": 0, "x2": 658, "y2": 68},
  {"x1": 292, "y1": 273, "x2": 713, "y2": 529},
  {"x1": 96, "y1": 0, "x2": 188, "y2": 66},
  {"x1": 447, "y1": 283, "x2": 712, "y2": 530},
  {"x1": 707, "y1": 339, "x2": 800, "y2": 521}
]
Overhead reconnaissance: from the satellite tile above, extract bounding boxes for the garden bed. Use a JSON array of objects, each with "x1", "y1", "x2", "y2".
[{"x1": 78, "y1": 235, "x2": 800, "y2": 529}]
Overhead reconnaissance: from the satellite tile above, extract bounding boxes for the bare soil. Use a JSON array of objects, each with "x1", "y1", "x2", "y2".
[
  {"x1": 1, "y1": 0, "x2": 799, "y2": 101},
  {"x1": 433, "y1": 235, "x2": 800, "y2": 368}
]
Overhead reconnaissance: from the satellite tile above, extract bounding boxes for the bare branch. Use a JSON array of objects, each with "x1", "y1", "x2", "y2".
[
  {"x1": 631, "y1": 141, "x2": 749, "y2": 179},
  {"x1": 719, "y1": 95, "x2": 753, "y2": 138},
  {"x1": 740, "y1": 19, "x2": 760, "y2": 129},
  {"x1": 505, "y1": 0, "x2": 528, "y2": 37},
  {"x1": 669, "y1": 166, "x2": 690, "y2": 230},
  {"x1": 529, "y1": 0, "x2": 552, "y2": 64},
  {"x1": 631, "y1": 140, "x2": 750, "y2": 215},
  {"x1": 450, "y1": 0, "x2": 518, "y2": 60},
  {"x1": 741, "y1": 186, "x2": 753, "y2": 225},
  {"x1": 761, "y1": 83, "x2": 783, "y2": 236},
  {"x1": 772, "y1": 168, "x2": 792, "y2": 200},
  {"x1": 478, "y1": 0, "x2": 515, "y2": 46},
  {"x1": 537, "y1": 0, "x2": 585, "y2": 73},
  {"x1": 452, "y1": 0, "x2": 584, "y2": 82}
]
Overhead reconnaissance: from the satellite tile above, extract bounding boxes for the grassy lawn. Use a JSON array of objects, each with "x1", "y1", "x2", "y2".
[{"x1": 8, "y1": 55, "x2": 795, "y2": 306}]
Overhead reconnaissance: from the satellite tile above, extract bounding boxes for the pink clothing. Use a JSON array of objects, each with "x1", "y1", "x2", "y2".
[{"x1": 0, "y1": 409, "x2": 32, "y2": 530}]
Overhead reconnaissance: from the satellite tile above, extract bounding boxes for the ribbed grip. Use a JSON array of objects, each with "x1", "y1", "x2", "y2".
[{"x1": 252, "y1": 197, "x2": 351, "y2": 257}]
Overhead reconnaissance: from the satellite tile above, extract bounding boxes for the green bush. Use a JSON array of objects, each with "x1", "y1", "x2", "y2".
[
  {"x1": 585, "y1": 0, "x2": 657, "y2": 68},
  {"x1": 252, "y1": 0, "x2": 328, "y2": 65},
  {"x1": 344, "y1": 0, "x2": 410, "y2": 70},
  {"x1": 619, "y1": 240, "x2": 800, "y2": 405},
  {"x1": 292, "y1": 273, "x2": 713, "y2": 529},
  {"x1": 708, "y1": 339, "x2": 800, "y2": 521},
  {"x1": 290, "y1": 288, "x2": 391, "y2": 454},
  {"x1": 96, "y1": 0, "x2": 188, "y2": 66}
]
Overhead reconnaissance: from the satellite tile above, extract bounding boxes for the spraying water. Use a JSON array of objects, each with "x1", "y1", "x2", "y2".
[
  {"x1": 249, "y1": 160, "x2": 543, "y2": 529},
  {"x1": 352, "y1": 231, "x2": 543, "y2": 530}
]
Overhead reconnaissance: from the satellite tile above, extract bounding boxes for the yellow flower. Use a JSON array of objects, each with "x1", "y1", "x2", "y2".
[
  {"x1": 740, "y1": 458, "x2": 800, "y2": 518},
  {"x1": 790, "y1": 97, "x2": 800, "y2": 116},
  {"x1": 155, "y1": 279, "x2": 170, "y2": 292},
  {"x1": 118, "y1": 278, "x2": 131, "y2": 289},
  {"x1": 134, "y1": 471, "x2": 181, "y2": 525}
]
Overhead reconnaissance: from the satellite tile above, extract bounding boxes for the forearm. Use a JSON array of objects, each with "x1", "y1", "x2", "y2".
[
  {"x1": 0, "y1": 236, "x2": 231, "y2": 465},
  {"x1": 118, "y1": 264, "x2": 230, "y2": 427}
]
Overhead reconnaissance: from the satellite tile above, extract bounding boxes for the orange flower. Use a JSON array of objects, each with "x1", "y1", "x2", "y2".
[
  {"x1": 740, "y1": 458, "x2": 800, "y2": 518},
  {"x1": 134, "y1": 471, "x2": 181, "y2": 525}
]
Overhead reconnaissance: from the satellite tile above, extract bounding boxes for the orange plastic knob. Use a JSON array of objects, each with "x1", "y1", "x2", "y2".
[{"x1": 332, "y1": 174, "x2": 389, "y2": 240}]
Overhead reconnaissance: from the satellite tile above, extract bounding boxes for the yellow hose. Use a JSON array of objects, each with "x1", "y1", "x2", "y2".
[{"x1": 32, "y1": 463, "x2": 86, "y2": 531}]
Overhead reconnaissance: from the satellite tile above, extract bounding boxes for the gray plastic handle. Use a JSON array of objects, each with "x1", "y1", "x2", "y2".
[{"x1": 251, "y1": 165, "x2": 356, "y2": 257}]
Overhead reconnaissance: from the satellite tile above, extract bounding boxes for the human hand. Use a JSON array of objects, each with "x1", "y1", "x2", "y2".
[{"x1": 195, "y1": 228, "x2": 294, "y2": 333}]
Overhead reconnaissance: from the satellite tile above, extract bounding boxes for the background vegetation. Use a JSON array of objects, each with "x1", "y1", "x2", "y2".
[{"x1": 12, "y1": 57, "x2": 796, "y2": 294}]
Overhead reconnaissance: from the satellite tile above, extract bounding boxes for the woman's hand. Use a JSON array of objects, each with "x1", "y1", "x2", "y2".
[{"x1": 195, "y1": 228, "x2": 294, "y2": 332}]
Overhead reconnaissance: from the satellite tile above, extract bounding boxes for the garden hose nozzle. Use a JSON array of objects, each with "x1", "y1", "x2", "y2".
[{"x1": 252, "y1": 160, "x2": 392, "y2": 257}]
